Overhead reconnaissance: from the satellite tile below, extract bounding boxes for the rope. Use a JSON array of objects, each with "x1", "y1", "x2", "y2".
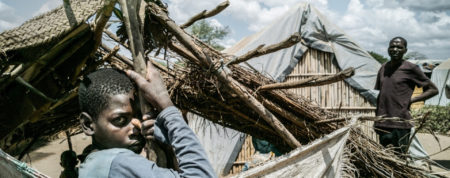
[{"x1": 0, "y1": 0, "x2": 107, "y2": 52}]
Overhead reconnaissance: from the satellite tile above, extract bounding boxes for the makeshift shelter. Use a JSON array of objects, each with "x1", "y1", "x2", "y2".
[
  {"x1": 0, "y1": 0, "x2": 437, "y2": 177},
  {"x1": 426, "y1": 58, "x2": 450, "y2": 106},
  {"x1": 0, "y1": 0, "x2": 113, "y2": 155},
  {"x1": 219, "y1": 3, "x2": 380, "y2": 173}
]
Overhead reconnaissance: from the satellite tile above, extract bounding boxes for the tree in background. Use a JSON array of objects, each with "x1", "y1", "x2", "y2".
[
  {"x1": 404, "y1": 51, "x2": 428, "y2": 60},
  {"x1": 187, "y1": 20, "x2": 230, "y2": 51},
  {"x1": 368, "y1": 51, "x2": 388, "y2": 64}
]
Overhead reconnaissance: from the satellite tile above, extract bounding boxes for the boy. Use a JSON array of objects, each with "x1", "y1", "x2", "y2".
[{"x1": 77, "y1": 64, "x2": 215, "y2": 177}]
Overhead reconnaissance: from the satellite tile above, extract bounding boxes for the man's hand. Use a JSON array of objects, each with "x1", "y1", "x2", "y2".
[{"x1": 126, "y1": 61, "x2": 174, "y2": 111}]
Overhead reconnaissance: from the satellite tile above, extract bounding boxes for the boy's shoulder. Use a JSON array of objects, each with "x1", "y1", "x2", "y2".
[{"x1": 79, "y1": 148, "x2": 135, "y2": 177}]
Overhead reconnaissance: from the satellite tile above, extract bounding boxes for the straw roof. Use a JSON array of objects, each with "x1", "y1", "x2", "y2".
[{"x1": 0, "y1": 0, "x2": 105, "y2": 52}]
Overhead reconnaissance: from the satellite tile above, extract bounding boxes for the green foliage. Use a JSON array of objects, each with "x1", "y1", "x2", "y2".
[
  {"x1": 411, "y1": 105, "x2": 450, "y2": 135},
  {"x1": 368, "y1": 51, "x2": 388, "y2": 64},
  {"x1": 188, "y1": 20, "x2": 230, "y2": 51}
]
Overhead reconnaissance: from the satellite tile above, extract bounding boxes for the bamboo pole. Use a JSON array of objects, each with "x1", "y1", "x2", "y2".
[
  {"x1": 180, "y1": 0, "x2": 230, "y2": 29},
  {"x1": 148, "y1": 2, "x2": 301, "y2": 148}
]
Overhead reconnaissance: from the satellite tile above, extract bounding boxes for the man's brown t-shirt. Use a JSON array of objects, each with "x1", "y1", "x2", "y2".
[{"x1": 374, "y1": 60, "x2": 430, "y2": 129}]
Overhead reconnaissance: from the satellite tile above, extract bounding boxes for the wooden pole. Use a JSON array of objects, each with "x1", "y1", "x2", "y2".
[
  {"x1": 118, "y1": 0, "x2": 169, "y2": 167},
  {"x1": 259, "y1": 67, "x2": 355, "y2": 90}
]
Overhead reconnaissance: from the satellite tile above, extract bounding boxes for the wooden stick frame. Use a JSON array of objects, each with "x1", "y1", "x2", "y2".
[{"x1": 148, "y1": 2, "x2": 302, "y2": 148}]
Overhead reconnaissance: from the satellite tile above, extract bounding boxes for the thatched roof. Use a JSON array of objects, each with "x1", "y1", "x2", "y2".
[
  {"x1": 0, "y1": 0, "x2": 107, "y2": 155},
  {"x1": 0, "y1": 0, "x2": 104, "y2": 52}
]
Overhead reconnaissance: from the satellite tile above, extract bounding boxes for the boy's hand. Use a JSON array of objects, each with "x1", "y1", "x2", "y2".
[
  {"x1": 126, "y1": 61, "x2": 174, "y2": 111},
  {"x1": 141, "y1": 114, "x2": 156, "y2": 140}
]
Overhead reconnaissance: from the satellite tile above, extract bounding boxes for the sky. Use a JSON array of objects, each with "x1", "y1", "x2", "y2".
[{"x1": 1, "y1": 0, "x2": 450, "y2": 59}]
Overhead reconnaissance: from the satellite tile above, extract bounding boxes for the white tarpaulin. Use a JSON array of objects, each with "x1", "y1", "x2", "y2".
[
  {"x1": 0, "y1": 149, "x2": 49, "y2": 178},
  {"x1": 224, "y1": 3, "x2": 381, "y2": 105},
  {"x1": 233, "y1": 122, "x2": 355, "y2": 178},
  {"x1": 425, "y1": 59, "x2": 450, "y2": 106},
  {"x1": 187, "y1": 114, "x2": 246, "y2": 176}
]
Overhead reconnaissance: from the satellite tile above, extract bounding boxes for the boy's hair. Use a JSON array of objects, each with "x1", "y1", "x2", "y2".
[
  {"x1": 390, "y1": 36, "x2": 407, "y2": 48},
  {"x1": 78, "y1": 68, "x2": 134, "y2": 119}
]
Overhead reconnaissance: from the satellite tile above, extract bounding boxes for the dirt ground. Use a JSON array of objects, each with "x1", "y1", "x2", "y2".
[
  {"x1": 24, "y1": 133, "x2": 450, "y2": 177},
  {"x1": 416, "y1": 133, "x2": 450, "y2": 177}
]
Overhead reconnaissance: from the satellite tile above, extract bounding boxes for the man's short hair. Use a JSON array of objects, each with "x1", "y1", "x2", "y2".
[
  {"x1": 79, "y1": 68, "x2": 134, "y2": 119},
  {"x1": 390, "y1": 36, "x2": 407, "y2": 48}
]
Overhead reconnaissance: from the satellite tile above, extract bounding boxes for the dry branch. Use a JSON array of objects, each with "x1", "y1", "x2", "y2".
[
  {"x1": 180, "y1": 1, "x2": 230, "y2": 29},
  {"x1": 105, "y1": 30, "x2": 129, "y2": 48},
  {"x1": 259, "y1": 67, "x2": 355, "y2": 90},
  {"x1": 148, "y1": 2, "x2": 301, "y2": 148},
  {"x1": 227, "y1": 33, "x2": 302, "y2": 65},
  {"x1": 315, "y1": 116, "x2": 408, "y2": 124}
]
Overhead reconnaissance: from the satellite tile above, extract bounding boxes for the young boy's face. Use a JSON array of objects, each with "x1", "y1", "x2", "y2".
[{"x1": 92, "y1": 92, "x2": 145, "y2": 153}]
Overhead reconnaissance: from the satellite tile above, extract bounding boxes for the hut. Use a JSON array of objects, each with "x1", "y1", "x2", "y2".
[
  {"x1": 0, "y1": 0, "x2": 113, "y2": 155},
  {"x1": 222, "y1": 3, "x2": 380, "y2": 173}
]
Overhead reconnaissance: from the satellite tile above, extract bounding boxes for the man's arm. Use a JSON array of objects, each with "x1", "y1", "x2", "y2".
[{"x1": 410, "y1": 80, "x2": 438, "y2": 104}]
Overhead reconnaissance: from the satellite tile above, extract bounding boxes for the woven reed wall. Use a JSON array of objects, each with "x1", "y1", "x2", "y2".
[
  {"x1": 227, "y1": 135, "x2": 254, "y2": 176},
  {"x1": 285, "y1": 48, "x2": 376, "y2": 140},
  {"x1": 227, "y1": 48, "x2": 378, "y2": 176}
]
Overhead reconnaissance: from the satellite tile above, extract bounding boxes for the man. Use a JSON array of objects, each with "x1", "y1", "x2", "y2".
[
  {"x1": 374, "y1": 37, "x2": 438, "y2": 154},
  {"x1": 77, "y1": 65, "x2": 216, "y2": 177}
]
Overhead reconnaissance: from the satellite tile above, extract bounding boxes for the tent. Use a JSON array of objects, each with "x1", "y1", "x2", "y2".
[
  {"x1": 203, "y1": 2, "x2": 382, "y2": 175},
  {"x1": 224, "y1": 3, "x2": 381, "y2": 106},
  {"x1": 425, "y1": 58, "x2": 450, "y2": 106}
]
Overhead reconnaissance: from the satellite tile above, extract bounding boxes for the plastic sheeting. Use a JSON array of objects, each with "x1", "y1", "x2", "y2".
[
  {"x1": 187, "y1": 114, "x2": 246, "y2": 176},
  {"x1": 224, "y1": 3, "x2": 381, "y2": 105},
  {"x1": 0, "y1": 149, "x2": 49, "y2": 178},
  {"x1": 233, "y1": 120, "x2": 355, "y2": 178},
  {"x1": 425, "y1": 59, "x2": 450, "y2": 106}
]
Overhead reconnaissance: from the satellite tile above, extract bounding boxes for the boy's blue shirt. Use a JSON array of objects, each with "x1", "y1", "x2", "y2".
[{"x1": 79, "y1": 106, "x2": 216, "y2": 178}]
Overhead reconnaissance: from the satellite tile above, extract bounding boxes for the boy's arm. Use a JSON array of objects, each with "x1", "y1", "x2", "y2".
[
  {"x1": 155, "y1": 106, "x2": 216, "y2": 177},
  {"x1": 109, "y1": 107, "x2": 216, "y2": 178},
  {"x1": 125, "y1": 63, "x2": 216, "y2": 177}
]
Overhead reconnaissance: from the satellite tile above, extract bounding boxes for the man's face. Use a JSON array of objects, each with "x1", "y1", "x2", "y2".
[
  {"x1": 92, "y1": 92, "x2": 145, "y2": 153},
  {"x1": 388, "y1": 38, "x2": 407, "y2": 62}
]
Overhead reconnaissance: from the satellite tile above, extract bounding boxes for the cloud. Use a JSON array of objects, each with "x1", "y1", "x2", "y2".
[
  {"x1": 165, "y1": 0, "x2": 450, "y2": 59},
  {"x1": 0, "y1": 2, "x2": 21, "y2": 32},
  {"x1": 335, "y1": 0, "x2": 450, "y2": 59},
  {"x1": 399, "y1": 0, "x2": 450, "y2": 11},
  {"x1": 33, "y1": 0, "x2": 62, "y2": 16}
]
